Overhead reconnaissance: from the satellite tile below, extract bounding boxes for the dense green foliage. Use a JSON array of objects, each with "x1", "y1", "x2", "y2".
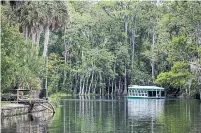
[
  {"x1": 1, "y1": 12, "x2": 45, "y2": 92},
  {"x1": 1, "y1": 1, "x2": 201, "y2": 98}
]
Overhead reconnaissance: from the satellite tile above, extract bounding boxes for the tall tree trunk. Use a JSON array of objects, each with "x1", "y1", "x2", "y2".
[
  {"x1": 151, "y1": 26, "x2": 155, "y2": 81},
  {"x1": 108, "y1": 78, "x2": 110, "y2": 95},
  {"x1": 45, "y1": 57, "x2": 48, "y2": 97},
  {"x1": 24, "y1": 26, "x2": 28, "y2": 40},
  {"x1": 88, "y1": 70, "x2": 94, "y2": 95},
  {"x1": 196, "y1": 23, "x2": 201, "y2": 57},
  {"x1": 131, "y1": 29, "x2": 135, "y2": 69},
  {"x1": 123, "y1": 2, "x2": 128, "y2": 44},
  {"x1": 82, "y1": 78, "x2": 85, "y2": 95},
  {"x1": 42, "y1": 25, "x2": 50, "y2": 94},
  {"x1": 79, "y1": 74, "x2": 82, "y2": 95},
  {"x1": 63, "y1": 29, "x2": 67, "y2": 90},
  {"x1": 31, "y1": 32, "x2": 36, "y2": 47},
  {"x1": 114, "y1": 79, "x2": 117, "y2": 94},
  {"x1": 123, "y1": 5, "x2": 128, "y2": 95},
  {"x1": 113, "y1": 62, "x2": 116, "y2": 94},
  {"x1": 124, "y1": 15, "x2": 128, "y2": 44},
  {"x1": 151, "y1": 6, "x2": 156, "y2": 82},
  {"x1": 42, "y1": 25, "x2": 50, "y2": 57},
  {"x1": 118, "y1": 77, "x2": 121, "y2": 94},
  {"x1": 121, "y1": 79, "x2": 123, "y2": 94},
  {"x1": 36, "y1": 30, "x2": 41, "y2": 46},
  {"x1": 123, "y1": 61, "x2": 127, "y2": 95},
  {"x1": 35, "y1": 27, "x2": 41, "y2": 50},
  {"x1": 199, "y1": 89, "x2": 201, "y2": 100},
  {"x1": 131, "y1": 7, "x2": 137, "y2": 69},
  {"x1": 111, "y1": 79, "x2": 113, "y2": 95},
  {"x1": 85, "y1": 78, "x2": 89, "y2": 95},
  {"x1": 69, "y1": 55, "x2": 72, "y2": 91},
  {"x1": 93, "y1": 75, "x2": 97, "y2": 95},
  {"x1": 74, "y1": 74, "x2": 78, "y2": 94},
  {"x1": 99, "y1": 72, "x2": 102, "y2": 96}
]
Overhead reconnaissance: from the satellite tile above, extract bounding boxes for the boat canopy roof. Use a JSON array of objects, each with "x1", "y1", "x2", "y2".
[{"x1": 128, "y1": 85, "x2": 164, "y2": 90}]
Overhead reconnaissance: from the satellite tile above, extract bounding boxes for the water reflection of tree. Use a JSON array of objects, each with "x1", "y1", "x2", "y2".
[
  {"x1": 1, "y1": 110, "x2": 54, "y2": 133},
  {"x1": 50, "y1": 96, "x2": 128, "y2": 133},
  {"x1": 48, "y1": 106, "x2": 63, "y2": 133},
  {"x1": 157, "y1": 100, "x2": 201, "y2": 133},
  {"x1": 49, "y1": 98, "x2": 201, "y2": 133}
]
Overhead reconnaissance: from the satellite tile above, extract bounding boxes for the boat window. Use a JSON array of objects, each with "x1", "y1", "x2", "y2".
[
  {"x1": 142, "y1": 94, "x2": 144, "y2": 96},
  {"x1": 161, "y1": 91, "x2": 165, "y2": 97}
]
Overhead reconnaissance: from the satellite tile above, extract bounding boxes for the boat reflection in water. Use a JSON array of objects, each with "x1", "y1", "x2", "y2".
[
  {"x1": 2, "y1": 96, "x2": 201, "y2": 133},
  {"x1": 127, "y1": 99, "x2": 165, "y2": 133}
]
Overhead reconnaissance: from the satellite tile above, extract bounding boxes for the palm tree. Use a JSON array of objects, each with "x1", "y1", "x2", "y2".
[
  {"x1": 41, "y1": 1, "x2": 69, "y2": 57},
  {"x1": 4, "y1": 1, "x2": 69, "y2": 56}
]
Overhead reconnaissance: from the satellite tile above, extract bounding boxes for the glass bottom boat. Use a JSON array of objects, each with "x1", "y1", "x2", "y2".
[{"x1": 127, "y1": 85, "x2": 165, "y2": 99}]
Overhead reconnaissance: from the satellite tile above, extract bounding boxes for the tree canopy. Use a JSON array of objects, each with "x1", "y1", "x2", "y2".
[{"x1": 1, "y1": 1, "x2": 201, "y2": 98}]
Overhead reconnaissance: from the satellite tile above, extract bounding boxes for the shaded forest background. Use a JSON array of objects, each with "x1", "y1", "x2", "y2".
[{"x1": 1, "y1": 1, "x2": 201, "y2": 98}]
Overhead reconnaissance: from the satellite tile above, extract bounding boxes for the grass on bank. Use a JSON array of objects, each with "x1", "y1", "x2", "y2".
[
  {"x1": 0, "y1": 101, "x2": 13, "y2": 107},
  {"x1": 49, "y1": 92, "x2": 71, "y2": 101},
  {"x1": 50, "y1": 92, "x2": 71, "y2": 99},
  {"x1": 49, "y1": 92, "x2": 71, "y2": 107}
]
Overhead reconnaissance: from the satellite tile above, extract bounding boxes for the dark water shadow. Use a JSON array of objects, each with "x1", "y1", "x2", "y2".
[{"x1": 1, "y1": 110, "x2": 54, "y2": 133}]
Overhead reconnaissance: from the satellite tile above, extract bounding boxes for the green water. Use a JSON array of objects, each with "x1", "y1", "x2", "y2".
[{"x1": 1, "y1": 96, "x2": 201, "y2": 133}]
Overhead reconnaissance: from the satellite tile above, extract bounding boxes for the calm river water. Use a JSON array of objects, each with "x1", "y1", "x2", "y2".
[{"x1": 1, "y1": 96, "x2": 201, "y2": 133}]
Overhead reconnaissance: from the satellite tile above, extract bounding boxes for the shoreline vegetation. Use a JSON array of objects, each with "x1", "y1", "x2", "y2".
[
  {"x1": 1, "y1": 102, "x2": 13, "y2": 107},
  {"x1": 49, "y1": 92, "x2": 71, "y2": 107},
  {"x1": 0, "y1": 91, "x2": 199, "y2": 118}
]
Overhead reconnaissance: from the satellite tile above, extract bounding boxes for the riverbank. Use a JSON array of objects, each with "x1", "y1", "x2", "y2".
[
  {"x1": 49, "y1": 92, "x2": 71, "y2": 107},
  {"x1": 1, "y1": 92, "x2": 71, "y2": 118},
  {"x1": 1, "y1": 102, "x2": 52, "y2": 117},
  {"x1": 1, "y1": 109, "x2": 54, "y2": 132}
]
